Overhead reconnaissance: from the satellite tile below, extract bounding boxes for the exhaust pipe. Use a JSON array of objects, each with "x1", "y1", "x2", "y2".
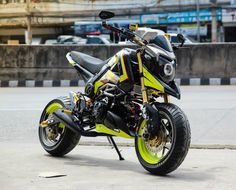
[
  {"x1": 104, "y1": 111, "x2": 131, "y2": 136},
  {"x1": 53, "y1": 109, "x2": 82, "y2": 134}
]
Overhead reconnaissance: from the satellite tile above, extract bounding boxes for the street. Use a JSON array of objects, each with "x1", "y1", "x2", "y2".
[
  {"x1": 0, "y1": 86, "x2": 236, "y2": 189},
  {"x1": 0, "y1": 86, "x2": 236, "y2": 145}
]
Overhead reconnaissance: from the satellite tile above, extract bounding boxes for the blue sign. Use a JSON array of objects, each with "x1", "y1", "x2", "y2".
[{"x1": 140, "y1": 9, "x2": 222, "y2": 24}]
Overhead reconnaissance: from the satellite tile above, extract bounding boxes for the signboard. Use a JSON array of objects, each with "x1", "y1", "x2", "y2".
[
  {"x1": 167, "y1": 24, "x2": 207, "y2": 36},
  {"x1": 140, "y1": 9, "x2": 222, "y2": 24},
  {"x1": 222, "y1": 9, "x2": 236, "y2": 22}
]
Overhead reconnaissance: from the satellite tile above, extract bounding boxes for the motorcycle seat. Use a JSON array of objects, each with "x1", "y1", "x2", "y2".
[{"x1": 70, "y1": 51, "x2": 106, "y2": 74}]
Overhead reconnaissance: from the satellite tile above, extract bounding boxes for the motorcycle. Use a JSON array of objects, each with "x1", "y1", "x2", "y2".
[{"x1": 38, "y1": 11, "x2": 191, "y2": 175}]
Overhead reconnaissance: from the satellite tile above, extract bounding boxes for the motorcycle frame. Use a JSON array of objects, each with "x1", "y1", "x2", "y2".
[{"x1": 64, "y1": 47, "x2": 172, "y2": 140}]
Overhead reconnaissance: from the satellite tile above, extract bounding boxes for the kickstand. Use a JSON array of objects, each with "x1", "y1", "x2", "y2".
[{"x1": 107, "y1": 136, "x2": 125, "y2": 161}]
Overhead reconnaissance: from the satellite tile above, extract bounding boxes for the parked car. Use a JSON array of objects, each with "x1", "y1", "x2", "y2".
[
  {"x1": 56, "y1": 35, "x2": 86, "y2": 44},
  {"x1": 86, "y1": 36, "x2": 112, "y2": 44},
  {"x1": 166, "y1": 33, "x2": 197, "y2": 44},
  {"x1": 44, "y1": 39, "x2": 58, "y2": 45},
  {"x1": 32, "y1": 37, "x2": 43, "y2": 45}
]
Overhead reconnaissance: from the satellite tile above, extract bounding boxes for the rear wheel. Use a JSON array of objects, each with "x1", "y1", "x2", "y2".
[
  {"x1": 38, "y1": 97, "x2": 81, "y2": 157},
  {"x1": 135, "y1": 103, "x2": 190, "y2": 175}
]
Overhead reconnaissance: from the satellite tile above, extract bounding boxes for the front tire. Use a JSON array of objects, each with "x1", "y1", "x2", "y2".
[
  {"x1": 135, "y1": 103, "x2": 191, "y2": 175},
  {"x1": 38, "y1": 97, "x2": 81, "y2": 157}
]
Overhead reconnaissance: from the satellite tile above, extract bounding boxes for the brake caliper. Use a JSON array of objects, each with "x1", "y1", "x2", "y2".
[{"x1": 142, "y1": 103, "x2": 159, "y2": 139}]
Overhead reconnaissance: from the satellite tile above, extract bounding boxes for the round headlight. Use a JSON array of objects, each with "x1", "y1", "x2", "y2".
[
  {"x1": 159, "y1": 58, "x2": 176, "y2": 83},
  {"x1": 164, "y1": 62, "x2": 175, "y2": 76}
]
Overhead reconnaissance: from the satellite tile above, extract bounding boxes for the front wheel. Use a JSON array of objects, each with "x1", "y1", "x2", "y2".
[{"x1": 135, "y1": 103, "x2": 191, "y2": 175}]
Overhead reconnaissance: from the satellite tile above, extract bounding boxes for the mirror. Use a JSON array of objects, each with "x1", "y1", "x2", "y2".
[
  {"x1": 99, "y1": 11, "x2": 115, "y2": 20},
  {"x1": 177, "y1": 34, "x2": 185, "y2": 46}
]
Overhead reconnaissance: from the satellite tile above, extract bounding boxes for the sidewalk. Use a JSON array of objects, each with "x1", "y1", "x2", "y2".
[{"x1": 0, "y1": 142, "x2": 235, "y2": 190}]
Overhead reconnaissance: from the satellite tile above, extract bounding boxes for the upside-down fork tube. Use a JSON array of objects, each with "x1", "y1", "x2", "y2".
[
  {"x1": 137, "y1": 50, "x2": 148, "y2": 103},
  {"x1": 137, "y1": 50, "x2": 160, "y2": 136}
]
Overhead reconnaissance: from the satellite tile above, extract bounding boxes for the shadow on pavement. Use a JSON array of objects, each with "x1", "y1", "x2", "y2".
[
  {"x1": 61, "y1": 154, "x2": 144, "y2": 173},
  {"x1": 44, "y1": 153, "x2": 214, "y2": 182}
]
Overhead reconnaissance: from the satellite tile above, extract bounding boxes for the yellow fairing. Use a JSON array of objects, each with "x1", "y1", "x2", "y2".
[
  {"x1": 143, "y1": 67, "x2": 164, "y2": 92},
  {"x1": 107, "y1": 55, "x2": 118, "y2": 67},
  {"x1": 119, "y1": 53, "x2": 129, "y2": 82},
  {"x1": 94, "y1": 55, "x2": 119, "y2": 94},
  {"x1": 96, "y1": 124, "x2": 133, "y2": 139},
  {"x1": 94, "y1": 80, "x2": 104, "y2": 94}
]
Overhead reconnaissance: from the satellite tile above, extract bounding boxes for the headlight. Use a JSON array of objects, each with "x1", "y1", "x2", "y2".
[{"x1": 159, "y1": 56, "x2": 176, "y2": 83}]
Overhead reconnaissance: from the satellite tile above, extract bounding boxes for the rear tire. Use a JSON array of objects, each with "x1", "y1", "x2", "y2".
[
  {"x1": 38, "y1": 97, "x2": 81, "y2": 157},
  {"x1": 135, "y1": 103, "x2": 191, "y2": 175}
]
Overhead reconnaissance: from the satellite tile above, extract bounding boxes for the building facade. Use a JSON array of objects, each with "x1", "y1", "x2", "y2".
[{"x1": 0, "y1": 0, "x2": 235, "y2": 43}]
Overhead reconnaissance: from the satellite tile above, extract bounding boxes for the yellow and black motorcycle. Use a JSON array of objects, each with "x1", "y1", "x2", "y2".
[{"x1": 39, "y1": 11, "x2": 190, "y2": 175}]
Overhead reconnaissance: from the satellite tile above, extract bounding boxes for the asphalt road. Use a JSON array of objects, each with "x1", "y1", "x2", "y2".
[
  {"x1": 0, "y1": 86, "x2": 236, "y2": 145},
  {"x1": 0, "y1": 86, "x2": 236, "y2": 190}
]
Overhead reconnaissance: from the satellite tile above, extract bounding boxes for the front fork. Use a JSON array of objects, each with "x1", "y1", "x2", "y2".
[
  {"x1": 137, "y1": 50, "x2": 170, "y2": 104},
  {"x1": 137, "y1": 50, "x2": 169, "y2": 138},
  {"x1": 137, "y1": 50, "x2": 148, "y2": 104}
]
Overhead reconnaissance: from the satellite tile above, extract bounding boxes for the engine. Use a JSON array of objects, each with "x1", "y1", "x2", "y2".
[
  {"x1": 92, "y1": 98, "x2": 109, "y2": 123},
  {"x1": 91, "y1": 94, "x2": 140, "y2": 134}
]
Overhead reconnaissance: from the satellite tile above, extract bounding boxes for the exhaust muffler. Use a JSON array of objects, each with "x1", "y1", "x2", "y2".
[{"x1": 52, "y1": 109, "x2": 82, "y2": 134}]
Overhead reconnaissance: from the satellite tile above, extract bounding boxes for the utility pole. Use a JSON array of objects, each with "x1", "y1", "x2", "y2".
[
  {"x1": 196, "y1": 0, "x2": 200, "y2": 42},
  {"x1": 26, "y1": 0, "x2": 32, "y2": 45},
  {"x1": 210, "y1": 0, "x2": 217, "y2": 42}
]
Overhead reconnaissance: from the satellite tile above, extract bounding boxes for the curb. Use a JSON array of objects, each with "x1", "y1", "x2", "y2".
[
  {"x1": 0, "y1": 78, "x2": 236, "y2": 87},
  {"x1": 78, "y1": 141, "x2": 236, "y2": 150},
  {"x1": 0, "y1": 80, "x2": 85, "y2": 87}
]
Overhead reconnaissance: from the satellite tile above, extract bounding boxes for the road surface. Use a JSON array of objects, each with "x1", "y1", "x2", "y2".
[
  {"x1": 0, "y1": 86, "x2": 236, "y2": 190},
  {"x1": 0, "y1": 86, "x2": 235, "y2": 145}
]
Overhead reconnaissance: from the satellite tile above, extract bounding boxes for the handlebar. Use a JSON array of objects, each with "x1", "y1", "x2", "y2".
[
  {"x1": 102, "y1": 21, "x2": 147, "y2": 46},
  {"x1": 102, "y1": 21, "x2": 123, "y2": 34}
]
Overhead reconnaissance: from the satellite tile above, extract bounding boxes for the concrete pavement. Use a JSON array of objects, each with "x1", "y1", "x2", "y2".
[
  {"x1": 1, "y1": 86, "x2": 236, "y2": 189},
  {"x1": 0, "y1": 142, "x2": 236, "y2": 190}
]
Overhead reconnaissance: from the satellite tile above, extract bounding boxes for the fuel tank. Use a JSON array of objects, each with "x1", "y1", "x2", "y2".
[{"x1": 85, "y1": 48, "x2": 138, "y2": 97}]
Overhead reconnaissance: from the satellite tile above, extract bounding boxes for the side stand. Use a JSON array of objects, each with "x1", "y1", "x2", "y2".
[{"x1": 107, "y1": 136, "x2": 124, "y2": 160}]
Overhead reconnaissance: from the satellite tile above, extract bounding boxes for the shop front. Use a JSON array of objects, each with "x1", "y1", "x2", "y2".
[
  {"x1": 140, "y1": 9, "x2": 222, "y2": 42},
  {"x1": 222, "y1": 8, "x2": 236, "y2": 42}
]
